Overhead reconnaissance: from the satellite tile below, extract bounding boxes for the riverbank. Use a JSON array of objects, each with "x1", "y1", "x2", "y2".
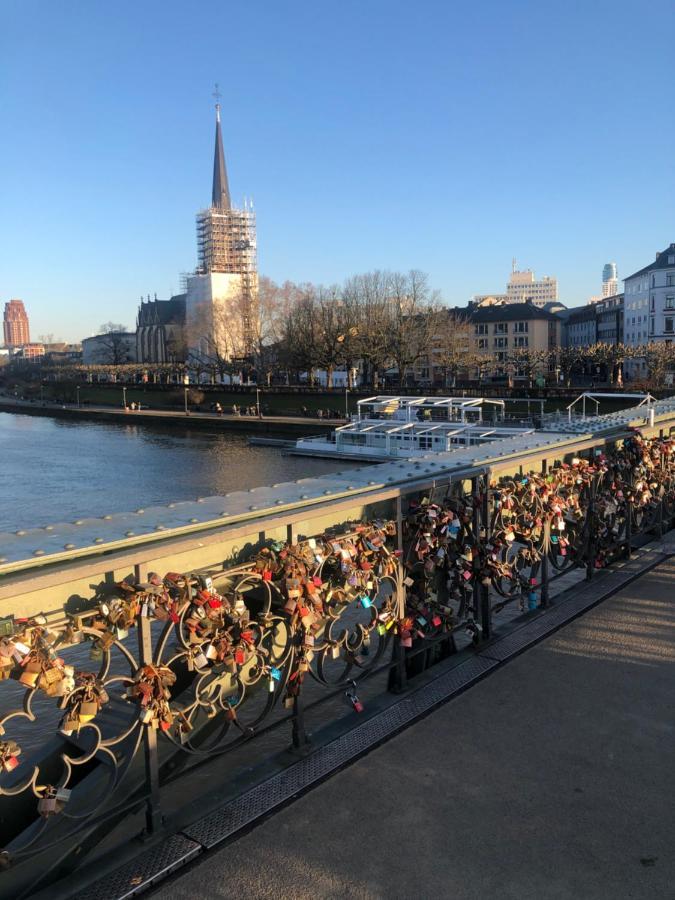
[{"x1": 0, "y1": 396, "x2": 341, "y2": 435}]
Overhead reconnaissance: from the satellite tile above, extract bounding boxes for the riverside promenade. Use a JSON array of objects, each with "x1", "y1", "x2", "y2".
[
  {"x1": 154, "y1": 556, "x2": 675, "y2": 900},
  {"x1": 0, "y1": 396, "x2": 343, "y2": 434}
]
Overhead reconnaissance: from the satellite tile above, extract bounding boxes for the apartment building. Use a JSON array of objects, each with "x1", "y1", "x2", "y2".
[
  {"x1": 624, "y1": 243, "x2": 675, "y2": 376},
  {"x1": 470, "y1": 302, "x2": 560, "y2": 376}
]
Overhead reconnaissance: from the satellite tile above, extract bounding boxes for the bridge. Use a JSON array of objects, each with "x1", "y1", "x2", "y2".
[{"x1": 1, "y1": 397, "x2": 675, "y2": 898}]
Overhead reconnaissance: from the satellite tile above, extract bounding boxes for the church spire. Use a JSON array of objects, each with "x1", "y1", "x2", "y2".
[{"x1": 211, "y1": 85, "x2": 230, "y2": 209}]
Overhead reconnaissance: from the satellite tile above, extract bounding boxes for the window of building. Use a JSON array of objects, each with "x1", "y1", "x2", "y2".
[
  {"x1": 514, "y1": 336, "x2": 529, "y2": 347},
  {"x1": 667, "y1": 274, "x2": 675, "y2": 287},
  {"x1": 652, "y1": 275, "x2": 656, "y2": 287},
  {"x1": 513, "y1": 321, "x2": 528, "y2": 333},
  {"x1": 474, "y1": 324, "x2": 487, "y2": 335},
  {"x1": 494, "y1": 337, "x2": 508, "y2": 348},
  {"x1": 478, "y1": 338, "x2": 488, "y2": 349},
  {"x1": 665, "y1": 317, "x2": 674, "y2": 334},
  {"x1": 666, "y1": 295, "x2": 675, "y2": 310},
  {"x1": 494, "y1": 323, "x2": 508, "y2": 334},
  {"x1": 668, "y1": 255, "x2": 675, "y2": 265}
]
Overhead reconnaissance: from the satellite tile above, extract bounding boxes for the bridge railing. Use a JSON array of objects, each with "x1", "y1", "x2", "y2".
[{"x1": 1, "y1": 429, "x2": 675, "y2": 896}]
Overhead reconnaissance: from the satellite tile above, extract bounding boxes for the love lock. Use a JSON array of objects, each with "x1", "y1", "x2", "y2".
[{"x1": 345, "y1": 680, "x2": 363, "y2": 713}]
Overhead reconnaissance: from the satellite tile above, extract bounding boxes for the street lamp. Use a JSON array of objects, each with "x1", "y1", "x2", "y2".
[
  {"x1": 344, "y1": 386, "x2": 350, "y2": 420},
  {"x1": 183, "y1": 374, "x2": 190, "y2": 416},
  {"x1": 76, "y1": 386, "x2": 80, "y2": 409},
  {"x1": 255, "y1": 387, "x2": 261, "y2": 418},
  {"x1": 122, "y1": 386, "x2": 127, "y2": 410}
]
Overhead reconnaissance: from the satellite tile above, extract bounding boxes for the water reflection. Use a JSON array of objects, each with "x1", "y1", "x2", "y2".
[{"x1": 1, "y1": 412, "x2": 358, "y2": 531}]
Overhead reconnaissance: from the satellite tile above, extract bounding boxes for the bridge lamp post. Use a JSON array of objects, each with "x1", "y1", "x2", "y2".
[{"x1": 183, "y1": 374, "x2": 190, "y2": 416}]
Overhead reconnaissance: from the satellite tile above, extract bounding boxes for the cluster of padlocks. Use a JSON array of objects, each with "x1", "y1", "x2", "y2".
[{"x1": 1, "y1": 431, "x2": 674, "y2": 834}]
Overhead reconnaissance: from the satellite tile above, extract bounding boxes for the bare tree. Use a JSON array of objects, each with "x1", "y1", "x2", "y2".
[
  {"x1": 342, "y1": 271, "x2": 392, "y2": 389},
  {"x1": 384, "y1": 270, "x2": 441, "y2": 387},
  {"x1": 97, "y1": 323, "x2": 134, "y2": 365},
  {"x1": 430, "y1": 310, "x2": 473, "y2": 387}
]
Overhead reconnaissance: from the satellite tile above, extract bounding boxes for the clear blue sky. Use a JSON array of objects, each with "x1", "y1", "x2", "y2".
[{"x1": 1, "y1": 0, "x2": 673, "y2": 341}]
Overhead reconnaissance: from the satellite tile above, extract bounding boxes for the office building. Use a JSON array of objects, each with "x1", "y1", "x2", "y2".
[
  {"x1": 3, "y1": 299, "x2": 30, "y2": 348},
  {"x1": 602, "y1": 262, "x2": 618, "y2": 299}
]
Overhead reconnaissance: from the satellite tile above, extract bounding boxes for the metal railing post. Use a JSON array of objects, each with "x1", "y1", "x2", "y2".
[
  {"x1": 134, "y1": 562, "x2": 162, "y2": 835},
  {"x1": 389, "y1": 494, "x2": 408, "y2": 692},
  {"x1": 625, "y1": 499, "x2": 632, "y2": 559},
  {"x1": 479, "y1": 473, "x2": 492, "y2": 638},
  {"x1": 585, "y1": 488, "x2": 596, "y2": 582},
  {"x1": 291, "y1": 693, "x2": 310, "y2": 750},
  {"x1": 540, "y1": 545, "x2": 550, "y2": 608}
]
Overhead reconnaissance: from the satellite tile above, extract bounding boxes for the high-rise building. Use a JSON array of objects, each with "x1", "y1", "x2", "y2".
[
  {"x1": 602, "y1": 262, "x2": 618, "y2": 298},
  {"x1": 473, "y1": 262, "x2": 559, "y2": 309},
  {"x1": 186, "y1": 96, "x2": 258, "y2": 362},
  {"x1": 506, "y1": 267, "x2": 558, "y2": 307},
  {"x1": 3, "y1": 299, "x2": 30, "y2": 348}
]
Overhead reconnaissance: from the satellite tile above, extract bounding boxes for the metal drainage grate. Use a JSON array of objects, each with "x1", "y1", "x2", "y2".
[
  {"x1": 183, "y1": 654, "x2": 497, "y2": 849},
  {"x1": 70, "y1": 834, "x2": 201, "y2": 900}
]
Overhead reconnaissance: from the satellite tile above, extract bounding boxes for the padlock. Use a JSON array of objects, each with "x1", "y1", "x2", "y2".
[
  {"x1": 346, "y1": 688, "x2": 364, "y2": 713},
  {"x1": 79, "y1": 700, "x2": 99, "y2": 723},
  {"x1": 19, "y1": 661, "x2": 41, "y2": 688},
  {"x1": 2, "y1": 754, "x2": 19, "y2": 772},
  {"x1": 192, "y1": 651, "x2": 208, "y2": 669},
  {"x1": 38, "y1": 795, "x2": 58, "y2": 816},
  {"x1": 139, "y1": 707, "x2": 154, "y2": 725},
  {"x1": 61, "y1": 713, "x2": 80, "y2": 735}
]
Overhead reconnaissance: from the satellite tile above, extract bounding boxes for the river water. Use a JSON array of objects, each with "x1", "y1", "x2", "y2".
[{"x1": 0, "y1": 411, "x2": 357, "y2": 533}]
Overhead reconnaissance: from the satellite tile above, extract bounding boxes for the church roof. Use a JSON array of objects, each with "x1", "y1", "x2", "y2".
[{"x1": 137, "y1": 295, "x2": 186, "y2": 327}]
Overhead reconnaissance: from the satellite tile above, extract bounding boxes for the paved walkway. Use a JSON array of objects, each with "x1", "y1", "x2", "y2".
[
  {"x1": 156, "y1": 557, "x2": 675, "y2": 900},
  {"x1": 0, "y1": 396, "x2": 342, "y2": 431}
]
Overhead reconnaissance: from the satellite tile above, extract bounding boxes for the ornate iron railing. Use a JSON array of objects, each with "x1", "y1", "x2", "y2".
[{"x1": 1, "y1": 430, "x2": 674, "y2": 895}]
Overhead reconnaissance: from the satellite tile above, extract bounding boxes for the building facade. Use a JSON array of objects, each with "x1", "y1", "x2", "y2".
[
  {"x1": 469, "y1": 302, "x2": 560, "y2": 377},
  {"x1": 623, "y1": 243, "x2": 675, "y2": 376},
  {"x1": 595, "y1": 293, "x2": 624, "y2": 345},
  {"x1": 3, "y1": 299, "x2": 30, "y2": 348},
  {"x1": 136, "y1": 294, "x2": 187, "y2": 363},
  {"x1": 506, "y1": 269, "x2": 558, "y2": 307},
  {"x1": 562, "y1": 305, "x2": 597, "y2": 348},
  {"x1": 186, "y1": 100, "x2": 258, "y2": 363},
  {"x1": 472, "y1": 264, "x2": 558, "y2": 309}
]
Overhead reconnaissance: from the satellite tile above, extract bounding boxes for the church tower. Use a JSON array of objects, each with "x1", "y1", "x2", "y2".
[{"x1": 186, "y1": 91, "x2": 258, "y2": 363}]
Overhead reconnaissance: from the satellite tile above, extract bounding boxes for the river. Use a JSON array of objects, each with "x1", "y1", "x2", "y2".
[{"x1": 0, "y1": 411, "x2": 357, "y2": 533}]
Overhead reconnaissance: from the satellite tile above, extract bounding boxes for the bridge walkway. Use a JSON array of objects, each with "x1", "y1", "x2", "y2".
[{"x1": 153, "y1": 555, "x2": 675, "y2": 900}]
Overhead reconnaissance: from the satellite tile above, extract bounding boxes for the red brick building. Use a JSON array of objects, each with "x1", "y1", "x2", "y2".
[{"x1": 3, "y1": 299, "x2": 30, "y2": 348}]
